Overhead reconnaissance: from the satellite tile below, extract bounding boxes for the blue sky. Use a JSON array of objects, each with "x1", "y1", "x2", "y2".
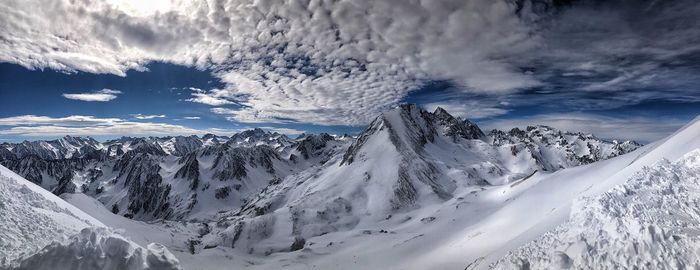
[{"x1": 1, "y1": 0, "x2": 699, "y2": 143}]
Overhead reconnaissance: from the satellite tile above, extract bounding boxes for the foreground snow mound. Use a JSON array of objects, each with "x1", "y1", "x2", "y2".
[
  {"x1": 492, "y1": 149, "x2": 700, "y2": 269},
  {"x1": 0, "y1": 165, "x2": 103, "y2": 262},
  {"x1": 7, "y1": 227, "x2": 183, "y2": 270}
]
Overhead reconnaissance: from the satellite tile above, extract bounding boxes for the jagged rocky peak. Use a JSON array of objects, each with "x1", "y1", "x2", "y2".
[
  {"x1": 202, "y1": 133, "x2": 229, "y2": 145},
  {"x1": 432, "y1": 107, "x2": 485, "y2": 140},
  {"x1": 129, "y1": 138, "x2": 167, "y2": 156},
  {"x1": 342, "y1": 103, "x2": 483, "y2": 165},
  {"x1": 153, "y1": 135, "x2": 203, "y2": 156},
  {"x1": 230, "y1": 128, "x2": 268, "y2": 142},
  {"x1": 59, "y1": 135, "x2": 100, "y2": 148},
  {"x1": 294, "y1": 133, "x2": 337, "y2": 160}
]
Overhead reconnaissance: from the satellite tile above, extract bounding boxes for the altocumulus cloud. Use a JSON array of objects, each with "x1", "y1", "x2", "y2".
[
  {"x1": 62, "y1": 89, "x2": 122, "y2": 102},
  {"x1": 1, "y1": 0, "x2": 699, "y2": 125}
]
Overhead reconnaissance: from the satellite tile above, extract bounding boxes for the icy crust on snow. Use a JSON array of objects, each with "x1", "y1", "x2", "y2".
[
  {"x1": 492, "y1": 149, "x2": 700, "y2": 270},
  {"x1": 0, "y1": 166, "x2": 103, "y2": 263},
  {"x1": 6, "y1": 227, "x2": 183, "y2": 270}
]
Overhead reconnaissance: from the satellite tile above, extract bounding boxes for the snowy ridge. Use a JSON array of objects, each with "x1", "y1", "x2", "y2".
[
  {"x1": 5, "y1": 228, "x2": 183, "y2": 270},
  {"x1": 492, "y1": 149, "x2": 700, "y2": 269},
  {"x1": 0, "y1": 164, "x2": 182, "y2": 270},
  {"x1": 0, "y1": 165, "x2": 103, "y2": 262}
]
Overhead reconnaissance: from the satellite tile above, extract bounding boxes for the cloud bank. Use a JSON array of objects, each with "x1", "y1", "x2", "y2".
[{"x1": 0, "y1": 115, "x2": 235, "y2": 137}]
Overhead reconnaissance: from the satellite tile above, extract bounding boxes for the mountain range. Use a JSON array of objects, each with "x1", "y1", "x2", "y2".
[{"x1": 7, "y1": 104, "x2": 691, "y2": 270}]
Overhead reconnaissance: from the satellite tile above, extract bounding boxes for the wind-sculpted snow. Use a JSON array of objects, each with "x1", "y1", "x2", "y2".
[
  {"x1": 6, "y1": 228, "x2": 183, "y2": 270},
  {"x1": 0, "y1": 165, "x2": 103, "y2": 264},
  {"x1": 492, "y1": 149, "x2": 700, "y2": 269},
  {"x1": 0, "y1": 164, "x2": 184, "y2": 270}
]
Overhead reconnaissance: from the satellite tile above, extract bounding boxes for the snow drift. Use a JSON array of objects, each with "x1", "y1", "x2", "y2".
[
  {"x1": 492, "y1": 149, "x2": 700, "y2": 269},
  {"x1": 6, "y1": 228, "x2": 182, "y2": 270},
  {"x1": 0, "y1": 164, "x2": 182, "y2": 270}
]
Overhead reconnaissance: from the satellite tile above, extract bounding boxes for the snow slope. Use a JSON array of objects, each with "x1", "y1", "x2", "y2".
[
  {"x1": 0, "y1": 165, "x2": 104, "y2": 262},
  {"x1": 180, "y1": 114, "x2": 698, "y2": 270},
  {"x1": 6, "y1": 228, "x2": 182, "y2": 270},
  {"x1": 454, "y1": 115, "x2": 700, "y2": 269},
  {"x1": 492, "y1": 149, "x2": 700, "y2": 269},
  {"x1": 0, "y1": 164, "x2": 183, "y2": 270},
  {"x1": 174, "y1": 105, "x2": 646, "y2": 269}
]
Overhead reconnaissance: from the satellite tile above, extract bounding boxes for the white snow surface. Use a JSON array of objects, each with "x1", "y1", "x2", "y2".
[
  {"x1": 3, "y1": 113, "x2": 698, "y2": 270},
  {"x1": 189, "y1": 116, "x2": 700, "y2": 270},
  {"x1": 0, "y1": 164, "x2": 183, "y2": 270},
  {"x1": 5, "y1": 227, "x2": 182, "y2": 270},
  {"x1": 491, "y1": 149, "x2": 700, "y2": 269},
  {"x1": 0, "y1": 165, "x2": 103, "y2": 262}
]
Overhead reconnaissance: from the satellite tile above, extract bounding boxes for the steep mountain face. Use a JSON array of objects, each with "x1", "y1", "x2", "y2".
[{"x1": 207, "y1": 104, "x2": 641, "y2": 256}]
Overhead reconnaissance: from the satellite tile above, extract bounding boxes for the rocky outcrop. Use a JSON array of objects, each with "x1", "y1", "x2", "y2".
[
  {"x1": 175, "y1": 152, "x2": 200, "y2": 190},
  {"x1": 489, "y1": 125, "x2": 641, "y2": 171}
]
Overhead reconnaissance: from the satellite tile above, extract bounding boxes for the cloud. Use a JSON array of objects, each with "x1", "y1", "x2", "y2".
[
  {"x1": 481, "y1": 113, "x2": 687, "y2": 143},
  {"x1": 62, "y1": 89, "x2": 122, "y2": 102},
  {"x1": 185, "y1": 88, "x2": 237, "y2": 106},
  {"x1": 0, "y1": 115, "x2": 121, "y2": 126},
  {"x1": 0, "y1": 115, "x2": 237, "y2": 137},
  {"x1": 183, "y1": 116, "x2": 200, "y2": 120},
  {"x1": 1, "y1": 0, "x2": 699, "y2": 126},
  {"x1": 132, "y1": 114, "x2": 166, "y2": 119}
]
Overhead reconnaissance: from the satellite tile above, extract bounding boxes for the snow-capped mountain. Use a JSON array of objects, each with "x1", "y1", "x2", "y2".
[
  {"x1": 4, "y1": 105, "x2": 699, "y2": 270},
  {"x1": 0, "y1": 105, "x2": 641, "y2": 223},
  {"x1": 0, "y1": 128, "x2": 353, "y2": 221},
  {"x1": 0, "y1": 135, "x2": 103, "y2": 160},
  {"x1": 201, "y1": 104, "x2": 642, "y2": 257}
]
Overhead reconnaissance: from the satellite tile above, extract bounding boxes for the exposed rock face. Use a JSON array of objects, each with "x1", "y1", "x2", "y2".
[
  {"x1": 0, "y1": 155, "x2": 93, "y2": 192},
  {"x1": 489, "y1": 125, "x2": 642, "y2": 171},
  {"x1": 205, "y1": 145, "x2": 271, "y2": 181},
  {"x1": 432, "y1": 107, "x2": 485, "y2": 140},
  {"x1": 113, "y1": 151, "x2": 172, "y2": 219},
  {"x1": 175, "y1": 152, "x2": 200, "y2": 190},
  {"x1": 155, "y1": 135, "x2": 204, "y2": 156}
]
